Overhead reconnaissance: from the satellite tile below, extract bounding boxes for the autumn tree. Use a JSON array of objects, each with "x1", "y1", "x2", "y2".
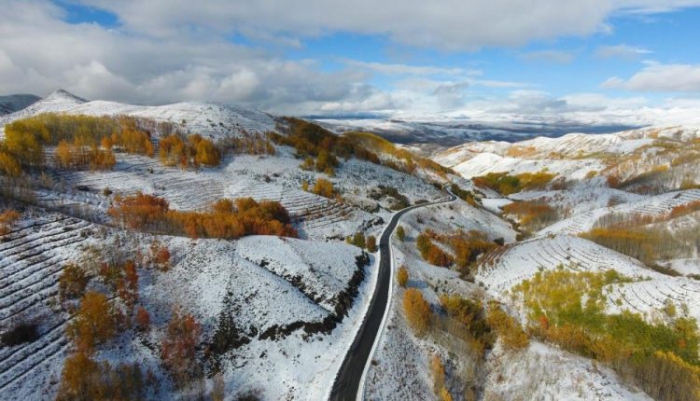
[
  {"x1": 0, "y1": 151, "x2": 22, "y2": 177},
  {"x1": 67, "y1": 291, "x2": 120, "y2": 351},
  {"x1": 161, "y1": 307, "x2": 203, "y2": 386},
  {"x1": 396, "y1": 225, "x2": 405, "y2": 242},
  {"x1": 366, "y1": 235, "x2": 377, "y2": 252},
  {"x1": 115, "y1": 260, "x2": 139, "y2": 309},
  {"x1": 59, "y1": 263, "x2": 90, "y2": 302},
  {"x1": 56, "y1": 351, "x2": 148, "y2": 401},
  {"x1": 351, "y1": 232, "x2": 366, "y2": 249},
  {"x1": 55, "y1": 140, "x2": 74, "y2": 168},
  {"x1": 0, "y1": 209, "x2": 21, "y2": 236},
  {"x1": 135, "y1": 306, "x2": 150, "y2": 331},
  {"x1": 190, "y1": 134, "x2": 221, "y2": 167},
  {"x1": 397, "y1": 266, "x2": 409, "y2": 287},
  {"x1": 56, "y1": 351, "x2": 101, "y2": 401},
  {"x1": 108, "y1": 192, "x2": 170, "y2": 230},
  {"x1": 403, "y1": 288, "x2": 431, "y2": 336},
  {"x1": 149, "y1": 239, "x2": 171, "y2": 271},
  {"x1": 431, "y1": 354, "x2": 452, "y2": 400}
]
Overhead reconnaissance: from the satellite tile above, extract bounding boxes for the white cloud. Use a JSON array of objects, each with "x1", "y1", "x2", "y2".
[
  {"x1": 343, "y1": 60, "x2": 480, "y2": 77},
  {"x1": 1, "y1": 0, "x2": 699, "y2": 116},
  {"x1": 521, "y1": 50, "x2": 576, "y2": 64},
  {"x1": 613, "y1": 0, "x2": 700, "y2": 13},
  {"x1": 595, "y1": 44, "x2": 652, "y2": 59},
  {"x1": 0, "y1": 0, "x2": 373, "y2": 113},
  {"x1": 75, "y1": 0, "x2": 617, "y2": 51},
  {"x1": 602, "y1": 63, "x2": 700, "y2": 92}
]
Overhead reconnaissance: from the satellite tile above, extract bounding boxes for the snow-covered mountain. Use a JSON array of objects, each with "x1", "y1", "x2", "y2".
[{"x1": 0, "y1": 89, "x2": 277, "y2": 138}]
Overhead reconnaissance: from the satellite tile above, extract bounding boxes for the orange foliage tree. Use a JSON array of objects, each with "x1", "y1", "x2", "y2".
[
  {"x1": 161, "y1": 307, "x2": 203, "y2": 386},
  {"x1": 403, "y1": 288, "x2": 432, "y2": 336},
  {"x1": 0, "y1": 209, "x2": 21, "y2": 236},
  {"x1": 397, "y1": 266, "x2": 409, "y2": 287},
  {"x1": 158, "y1": 133, "x2": 221, "y2": 168},
  {"x1": 108, "y1": 192, "x2": 170, "y2": 230},
  {"x1": 67, "y1": 291, "x2": 120, "y2": 352}
]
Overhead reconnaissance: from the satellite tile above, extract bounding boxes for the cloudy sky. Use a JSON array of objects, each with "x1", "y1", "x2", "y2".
[{"x1": 2, "y1": 0, "x2": 700, "y2": 119}]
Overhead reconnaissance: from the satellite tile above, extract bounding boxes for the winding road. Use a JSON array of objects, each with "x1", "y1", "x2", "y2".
[{"x1": 330, "y1": 191, "x2": 457, "y2": 401}]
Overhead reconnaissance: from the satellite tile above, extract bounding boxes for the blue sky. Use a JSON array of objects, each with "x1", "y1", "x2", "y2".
[{"x1": 2, "y1": 0, "x2": 700, "y2": 121}]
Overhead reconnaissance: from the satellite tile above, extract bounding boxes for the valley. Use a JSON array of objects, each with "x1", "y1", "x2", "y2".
[{"x1": 1, "y1": 90, "x2": 700, "y2": 400}]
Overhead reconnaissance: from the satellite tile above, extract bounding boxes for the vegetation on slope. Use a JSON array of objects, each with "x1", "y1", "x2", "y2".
[
  {"x1": 513, "y1": 268, "x2": 700, "y2": 401},
  {"x1": 0, "y1": 114, "x2": 223, "y2": 176},
  {"x1": 109, "y1": 193, "x2": 297, "y2": 239},
  {"x1": 416, "y1": 229, "x2": 498, "y2": 275},
  {"x1": 472, "y1": 171, "x2": 556, "y2": 196}
]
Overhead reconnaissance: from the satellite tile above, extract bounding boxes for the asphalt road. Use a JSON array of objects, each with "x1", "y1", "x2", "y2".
[{"x1": 329, "y1": 192, "x2": 457, "y2": 401}]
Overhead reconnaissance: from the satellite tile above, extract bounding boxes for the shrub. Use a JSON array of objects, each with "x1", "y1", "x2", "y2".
[
  {"x1": 502, "y1": 200, "x2": 559, "y2": 233},
  {"x1": 486, "y1": 303, "x2": 529, "y2": 351},
  {"x1": 1, "y1": 321, "x2": 39, "y2": 346},
  {"x1": 351, "y1": 232, "x2": 366, "y2": 249},
  {"x1": 403, "y1": 288, "x2": 431, "y2": 336},
  {"x1": 397, "y1": 266, "x2": 409, "y2": 287},
  {"x1": 396, "y1": 225, "x2": 405, "y2": 242},
  {"x1": 312, "y1": 178, "x2": 336, "y2": 198},
  {"x1": 416, "y1": 231, "x2": 453, "y2": 267},
  {"x1": 59, "y1": 263, "x2": 90, "y2": 301}
]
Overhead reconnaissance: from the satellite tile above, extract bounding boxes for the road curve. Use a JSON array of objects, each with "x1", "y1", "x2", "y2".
[{"x1": 329, "y1": 191, "x2": 457, "y2": 401}]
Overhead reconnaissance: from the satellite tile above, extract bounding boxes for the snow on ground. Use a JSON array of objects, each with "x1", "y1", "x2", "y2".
[
  {"x1": 147, "y1": 235, "x2": 376, "y2": 400},
  {"x1": 364, "y1": 202, "x2": 476, "y2": 401},
  {"x1": 509, "y1": 186, "x2": 645, "y2": 218},
  {"x1": 484, "y1": 341, "x2": 651, "y2": 401},
  {"x1": 661, "y1": 259, "x2": 700, "y2": 277},
  {"x1": 481, "y1": 197, "x2": 513, "y2": 214},
  {"x1": 0, "y1": 210, "x2": 102, "y2": 399},
  {"x1": 402, "y1": 199, "x2": 517, "y2": 245},
  {"x1": 476, "y1": 234, "x2": 700, "y2": 324},
  {"x1": 34, "y1": 144, "x2": 444, "y2": 242},
  {"x1": 0, "y1": 218, "x2": 380, "y2": 400},
  {"x1": 476, "y1": 235, "x2": 648, "y2": 296},
  {"x1": 539, "y1": 189, "x2": 700, "y2": 236},
  {"x1": 447, "y1": 151, "x2": 603, "y2": 181}
]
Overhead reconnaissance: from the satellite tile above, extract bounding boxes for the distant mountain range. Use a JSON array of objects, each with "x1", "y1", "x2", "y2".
[
  {"x1": 315, "y1": 117, "x2": 641, "y2": 155},
  {"x1": 0, "y1": 94, "x2": 41, "y2": 115}
]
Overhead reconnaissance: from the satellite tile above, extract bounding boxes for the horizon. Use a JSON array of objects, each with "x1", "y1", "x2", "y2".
[{"x1": 2, "y1": 1, "x2": 700, "y2": 126}]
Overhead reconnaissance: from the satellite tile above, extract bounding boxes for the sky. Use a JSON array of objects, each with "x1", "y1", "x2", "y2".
[{"x1": 2, "y1": 0, "x2": 700, "y2": 122}]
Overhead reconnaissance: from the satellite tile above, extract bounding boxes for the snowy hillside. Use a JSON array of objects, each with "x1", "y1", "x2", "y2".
[{"x1": 0, "y1": 90, "x2": 276, "y2": 139}]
